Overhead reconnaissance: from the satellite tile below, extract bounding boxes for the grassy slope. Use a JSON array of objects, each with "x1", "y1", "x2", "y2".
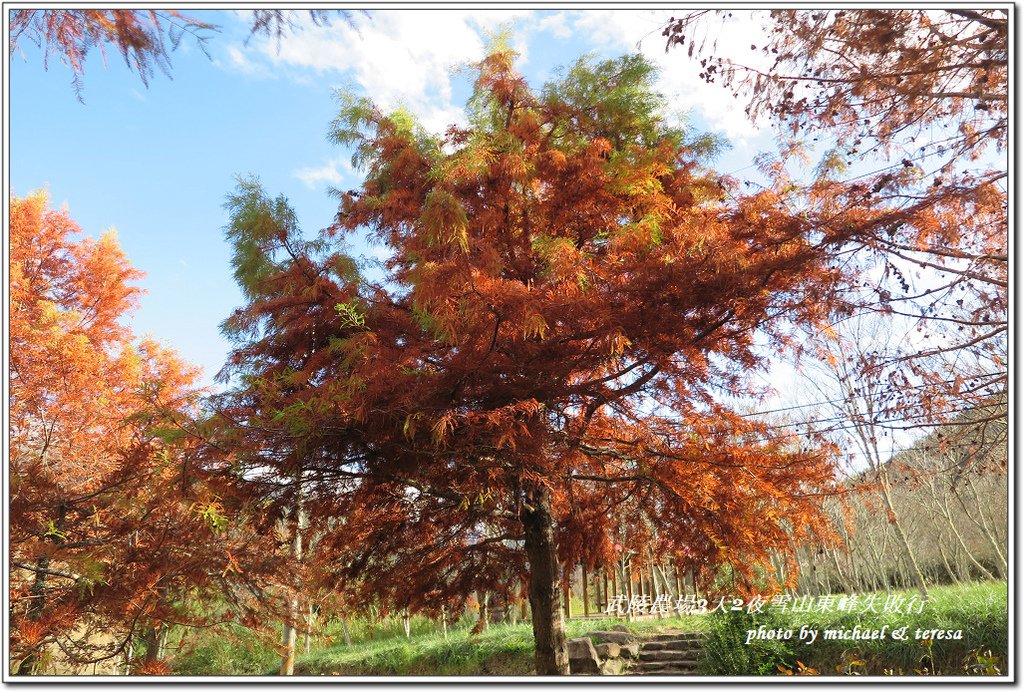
[
  {"x1": 293, "y1": 615, "x2": 705, "y2": 676},
  {"x1": 171, "y1": 580, "x2": 1006, "y2": 676},
  {"x1": 702, "y1": 580, "x2": 1008, "y2": 676}
]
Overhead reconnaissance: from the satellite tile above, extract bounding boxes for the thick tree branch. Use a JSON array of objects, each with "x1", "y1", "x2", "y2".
[{"x1": 13, "y1": 561, "x2": 81, "y2": 582}]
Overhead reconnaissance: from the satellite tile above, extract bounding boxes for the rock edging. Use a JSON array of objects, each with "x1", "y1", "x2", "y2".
[{"x1": 568, "y1": 627, "x2": 702, "y2": 676}]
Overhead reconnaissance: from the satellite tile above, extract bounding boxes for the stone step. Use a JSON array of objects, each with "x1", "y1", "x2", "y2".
[
  {"x1": 641, "y1": 640, "x2": 701, "y2": 652},
  {"x1": 649, "y1": 632, "x2": 702, "y2": 643},
  {"x1": 585, "y1": 630, "x2": 639, "y2": 645},
  {"x1": 634, "y1": 660, "x2": 700, "y2": 675},
  {"x1": 639, "y1": 648, "x2": 701, "y2": 659},
  {"x1": 639, "y1": 650, "x2": 700, "y2": 664},
  {"x1": 637, "y1": 667, "x2": 700, "y2": 676}
]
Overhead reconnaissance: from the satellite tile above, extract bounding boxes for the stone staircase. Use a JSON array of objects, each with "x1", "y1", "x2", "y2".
[{"x1": 630, "y1": 631, "x2": 703, "y2": 676}]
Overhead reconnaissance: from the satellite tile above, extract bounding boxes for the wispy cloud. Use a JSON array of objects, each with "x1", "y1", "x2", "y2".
[
  {"x1": 214, "y1": 44, "x2": 269, "y2": 78},
  {"x1": 222, "y1": 11, "x2": 540, "y2": 135},
  {"x1": 219, "y1": 9, "x2": 772, "y2": 145},
  {"x1": 536, "y1": 12, "x2": 572, "y2": 39},
  {"x1": 567, "y1": 10, "x2": 771, "y2": 143},
  {"x1": 293, "y1": 157, "x2": 351, "y2": 190}
]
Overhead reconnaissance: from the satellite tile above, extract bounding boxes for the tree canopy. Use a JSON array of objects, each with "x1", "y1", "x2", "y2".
[
  {"x1": 216, "y1": 47, "x2": 876, "y2": 674},
  {"x1": 9, "y1": 193, "x2": 278, "y2": 674}
]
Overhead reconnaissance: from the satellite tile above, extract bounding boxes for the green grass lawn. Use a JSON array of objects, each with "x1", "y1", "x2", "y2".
[
  {"x1": 170, "y1": 580, "x2": 1007, "y2": 676},
  {"x1": 292, "y1": 614, "x2": 705, "y2": 675},
  {"x1": 702, "y1": 580, "x2": 1008, "y2": 676}
]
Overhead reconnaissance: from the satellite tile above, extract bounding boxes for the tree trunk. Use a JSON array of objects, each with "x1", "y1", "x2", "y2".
[
  {"x1": 280, "y1": 596, "x2": 299, "y2": 674},
  {"x1": 142, "y1": 584, "x2": 172, "y2": 665},
  {"x1": 863, "y1": 525, "x2": 888, "y2": 593},
  {"x1": 602, "y1": 568, "x2": 609, "y2": 610},
  {"x1": 521, "y1": 484, "x2": 569, "y2": 675},
  {"x1": 26, "y1": 556, "x2": 51, "y2": 623},
  {"x1": 304, "y1": 603, "x2": 314, "y2": 654},
  {"x1": 562, "y1": 576, "x2": 571, "y2": 620},
  {"x1": 963, "y1": 476, "x2": 1008, "y2": 577},
  {"x1": 935, "y1": 486, "x2": 996, "y2": 580},
  {"x1": 952, "y1": 542, "x2": 972, "y2": 582},
  {"x1": 142, "y1": 623, "x2": 169, "y2": 664},
  {"x1": 648, "y1": 556, "x2": 662, "y2": 619},
  {"x1": 581, "y1": 564, "x2": 589, "y2": 617},
  {"x1": 653, "y1": 561, "x2": 670, "y2": 594},
  {"x1": 19, "y1": 504, "x2": 68, "y2": 675},
  {"x1": 934, "y1": 532, "x2": 960, "y2": 584},
  {"x1": 279, "y1": 494, "x2": 305, "y2": 675},
  {"x1": 123, "y1": 640, "x2": 134, "y2": 675},
  {"x1": 835, "y1": 518, "x2": 862, "y2": 592},
  {"x1": 18, "y1": 555, "x2": 52, "y2": 674},
  {"x1": 830, "y1": 549, "x2": 853, "y2": 594},
  {"x1": 879, "y1": 477, "x2": 928, "y2": 599},
  {"x1": 624, "y1": 558, "x2": 634, "y2": 622},
  {"x1": 475, "y1": 593, "x2": 488, "y2": 632}
]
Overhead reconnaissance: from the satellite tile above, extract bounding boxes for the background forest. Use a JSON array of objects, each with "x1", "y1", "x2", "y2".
[{"x1": 7, "y1": 8, "x2": 1008, "y2": 677}]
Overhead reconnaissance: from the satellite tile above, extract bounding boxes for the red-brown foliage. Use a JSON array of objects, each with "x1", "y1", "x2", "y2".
[
  {"x1": 9, "y1": 193, "x2": 280, "y2": 673},
  {"x1": 219, "y1": 49, "x2": 861, "y2": 672}
]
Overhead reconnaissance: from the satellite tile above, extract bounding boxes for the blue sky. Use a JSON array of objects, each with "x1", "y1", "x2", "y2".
[{"x1": 10, "y1": 9, "x2": 777, "y2": 387}]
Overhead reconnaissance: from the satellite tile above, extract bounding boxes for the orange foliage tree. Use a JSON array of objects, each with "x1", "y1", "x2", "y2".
[
  {"x1": 218, "y1": 49, "x2": 863, "y2": 674},
  {"x1": 9, "y1": 193, "x2": 276, "y2": 674}
]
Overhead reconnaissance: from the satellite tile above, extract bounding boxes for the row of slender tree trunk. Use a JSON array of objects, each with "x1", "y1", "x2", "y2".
[{"x1": 792, "y1": 454, "x2": 1006, "y2": 598}]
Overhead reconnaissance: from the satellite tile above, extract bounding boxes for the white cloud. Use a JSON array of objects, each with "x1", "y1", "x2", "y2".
[
  {"x1": 465, "y1": 10, "x2": 535, "y2": 32},
  {"x1": 568, "y1": 9, "x2": 666, "y2": 53},
  {"x1": 251, "y1": 13, "x2": 482, "y2": 131},
  {"x1": 227, "y1": 45, "x2": 248, "y2": 68},
  {"x1": 536, "y1": 12, "x2": 572, "y2": 39},
  {"x1": 221, "y1": 11, "x2": 546, "y2": 137},
  {"x1": 223, "y1": 9, "x2": 778, "y2": 163},
  {"x1": 293, "y1": 157, "x2": 351, "y2": 189},
  {"x1": 567, "y1": 10, "x2": 774, "y2": 144},
  {"x1": 221, "y1": 44, "x2": 265, "y2": 77}
]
